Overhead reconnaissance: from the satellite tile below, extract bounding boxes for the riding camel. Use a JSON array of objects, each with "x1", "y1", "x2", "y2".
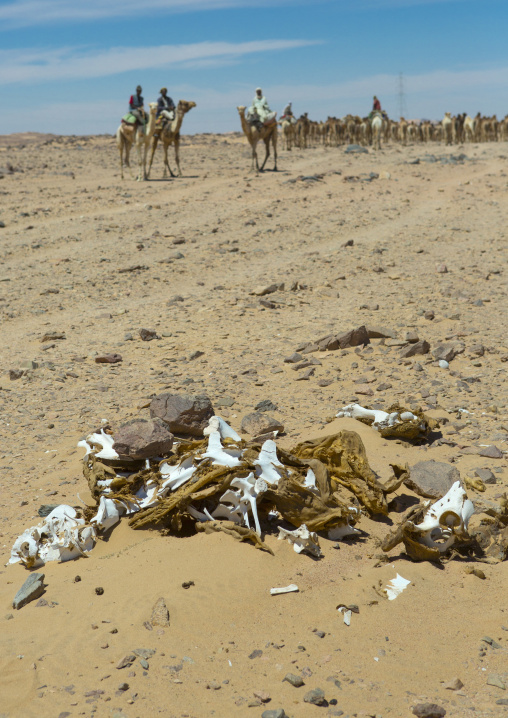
[
  {"x1": 442, "y1": 112, "x2": 453, "y2": 145},
  {"x1": 370, "y1": 112, "x2": 386, "y2": 150},
  {"x1": 280, "y1": 118, "x2": 296, "y2": 151},
  {"x1": 146, "y1": 100, "x2": 196, "y2": 179},
  {"x1": 237, "y1": 106, "x2": 278, "y2": 172},
  {"x1": 116, "y1": 102, "x2": 157, "y2": 181}
]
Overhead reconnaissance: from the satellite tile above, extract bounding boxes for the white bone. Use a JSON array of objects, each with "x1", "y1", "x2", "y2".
[
  {"x1": 91, "y1": 496, "x2": 122, "y2": 531},
  {"x1": 8, "y1": 504, "x2": 96, "y2": 567},
  {"x1": 270, "y1": 584, "x2": 299, "y2": 595},
  {"x1": 254, "y1": 440, "x2": 284, "y2": 485},
  {"x1": 336, "y1": 403, "x2": 419, "y2": 431},
  {"x1": 303, "y1": 467, "x2": 319, "y2": 494},
  {"x1": 337, "y1": 606, "x2": 352, "y2": 625},
  {"x1": 160, "y1": 457, "x2": 196, "y2": 491},
  {"x1": 384, "y1": 573, "x2": 411, "y2": 600},
  {"x1": 80, "y1": 429, "x2": 119, "y2": 460},
  {"x1": 77, "y1": 438, "x2": 92, "y2": 456},
  {"x1": 217, "y1": 472, "x2": 266, "y2": 534},
  {"x1": 203, "y1": 416, "x2": 241, "y2": 442},
  {"x1": 411, "y1": 481, "x2": 474, "y2": 554},
  {"x1": 327, "y1": 522, "x2": 361, "y2": 540},
  {"x1": 201, "y1": 431, "x2": 242, "y2": 468},
  {"x1": 133, "y1": 479, "x2": 160, "y2": 510},
  {"x1": 278, "y1": 523, "x2": 322, "y2": 557}
]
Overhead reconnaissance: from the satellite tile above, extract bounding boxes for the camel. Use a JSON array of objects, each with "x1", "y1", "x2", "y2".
[
  {"x1": 146, "y1": 100, "x2": 196, "y2": 179},
  {"x1": 116, "y1": 102, "x2": 157, "y2": 181},
  {"x1": 237, "y1": 106, "x2": 278, "y2": 172},
  {"x1": 464, "y1": 115, "x2": 475, "y2": 143},
  {"x1": 280, "y1": 118, "x2": 296, "y2": 151},
  {"x1": 295, "y1": 113, "x2": 310, "y2": 149},
  {"x1": 370, "y1": 112, "x2": 385, "y2": 150},
  {"x1": 442, "y1": 112, "x2": 453, "y2": 145}
]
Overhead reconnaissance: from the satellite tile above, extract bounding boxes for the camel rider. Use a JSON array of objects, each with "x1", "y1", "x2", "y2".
[
  {"x1": 373, "y1": 95, "x2": 381, "y2": 112},
  {"x1": 249, "y1": 87, "x2": 276, "y2": 127},
  {"x1": 129, "y1": 86, "x2": 146, "y2": 126},
  {"x1": 157, "y1": 88, "x2": 175, "y2": 124},
  {"x1": 281, "y1": 102, "x2": 296, "y2": 124}
]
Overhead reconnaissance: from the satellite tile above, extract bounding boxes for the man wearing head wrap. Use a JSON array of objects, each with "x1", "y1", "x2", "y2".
[
  {"x1": 157, "y1": 87, "x2": 176, "y2": 123},
  {"x1": 248, "y1": 87, "x2": 276, "y2": 126},
  {"x1": 129, "y1": 85, "x2": 145, "y2": 125}
]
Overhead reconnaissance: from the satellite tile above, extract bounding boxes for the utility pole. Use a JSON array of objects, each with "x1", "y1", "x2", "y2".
[{"x1": 397, "y1": 72, "x2": 408, "y2": 119}]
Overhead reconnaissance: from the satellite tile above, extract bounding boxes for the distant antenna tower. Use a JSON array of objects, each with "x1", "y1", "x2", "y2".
[{"x1": 397, "y1": 72, "x2": 408, "y2": 119}]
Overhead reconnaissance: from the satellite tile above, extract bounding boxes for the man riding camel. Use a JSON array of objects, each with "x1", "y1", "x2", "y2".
[
  {"x1": 373, "y1": 95, "x2": 381, "y2": 112},
  {"x1": 247, "y1": 87, "x2": 276, "y2": 128},
  {"x1": 129, "y1": 85, "x2": 146, "y2": 126},
  {"x1": 157, "y1": 88, "x2": 176, "y2": 123},
  {"x1": 281, "y1": 102, "x2": 296, "y2": 124}
]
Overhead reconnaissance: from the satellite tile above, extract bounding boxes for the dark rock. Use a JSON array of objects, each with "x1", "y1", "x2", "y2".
[
  {"x1": 400, "y1": 340, "x2": 430, "y2": 358},
  {"x1": 95, "y1": 353, "x2": 123, "y2": 364},
  {"x1": 283, "y1": 673, "x2": 304, "y2": 687},
  {"x1": 336, "y1": 325, "x2": 370, "y2": 349},
  {"x1": 13, "y1": 573, "x2": 46, "y2": 609},
  {"x1": 435, "y1": 264, "x2": 448, "y2": 274},
  {"x1": 133, "y1": 648, "x2": 156, "y2": 660},
  {"x1": 367, "y1": 326, "x2": 398, "y2": 339},
  {"x1": 405, "y1": 460, "x2": 461, "y2": 499},
  {"x1": 139, "y1": 328, "x2": 158, "y2": 341},
  {"x1": 424, "y1": 310, "x2": 435, "y2": 320},
  {"x1": 474, "y1": 467, "x2": 496, "y2": 484},
  {"x1": 249, "y1": 649, "x2": 263, "y2": 659},
  {"x1": 95, "y1": 587, "x2": 104, "y2": 595},
  {"x1": 118, "y1": 682, "x2": 129, "y2": 691},
  {"x1": 469, "y1": 343, "x2": 485, "y2": 356},
  {"x1": 284, "y1": 352, "x2": 303, "y2": 364},
  {"x1": 150, "y1": 393, "x2": 214, "y2": 437},
  {"x1": 405, "y1": 331, "x2": 419, "y2": 343},
  {"x1": 304, "y1": 687, "x2": 327, "y2": 706},
  {"x1": 478, "y1": 445, "x2": 503, "y2": 459},
  {"x1": 262, "y1": 710, "x2": 287, "y2": 718},
  {"x1": 9, "y1": 369, "x2": 24, "y2": 380},
  {"x1": 38, "y1": 504, "x2": 59, "y2": 517},
  {"x1": 116, "y1": 654, "x2": 136, "y2": 669},
  {"x1": 412, "y1": 704, "x2": 446, "y2": 718},
  {"x1": 189, "y1": 350, "x2": 204, "y2": 360},
  {"x1": 255, "y1": 399, "x2": 278, "y2": 412},
  {"x1": 241, "y1": 413, "x2": 284, "y2": 435},
  {"x1": 433, "y1": 343, "x2": 460, "y2": 362},
  {"x1": 41, "y1": 332, "x2": 65, "y2": 342},
  {"x1": 345, "y1": 144, "x2": 368, "y2": 154},
  {"x1": 113, "y1": 418, "x2": 173, "y2": 460},
  {"x1": 317, "y1": 334, "x2": 340, "y2": 351}
]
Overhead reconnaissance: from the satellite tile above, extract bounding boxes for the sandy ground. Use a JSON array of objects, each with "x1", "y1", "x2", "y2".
[{"x1": 0, "y1": 130, "x2": 507, "y2": 718}]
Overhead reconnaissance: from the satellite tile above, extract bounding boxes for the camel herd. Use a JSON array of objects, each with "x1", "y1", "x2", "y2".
[{"x1": 116, "y1": 104, "x2": 508, "y2": 180}]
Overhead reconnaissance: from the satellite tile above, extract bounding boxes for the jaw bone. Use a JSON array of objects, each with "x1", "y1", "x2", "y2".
[
  {"x1": 278, "y1": 523, "x2": 322, "y2": 557},
  {"x1": 204, "y1": 416, "x2": 241, "y2": 442},
  {"x1": 201, "y1": 431, "x2": 242, "y2": 468},
  {"x1": 78, "y1": 429, "x2": 119, "y2": 460},
  {"x1": 254, "y1": 439, "x2": 284, "y2": 485}
]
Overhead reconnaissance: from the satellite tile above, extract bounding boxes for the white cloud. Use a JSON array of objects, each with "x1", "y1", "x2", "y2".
[{"x1": 0, "y1": 40, "x2": 320, "y2": 85}]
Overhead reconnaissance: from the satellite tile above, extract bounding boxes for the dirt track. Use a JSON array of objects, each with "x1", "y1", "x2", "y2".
[{"x1": 0, "y1": 132, "x2": 507, "y2": 718}]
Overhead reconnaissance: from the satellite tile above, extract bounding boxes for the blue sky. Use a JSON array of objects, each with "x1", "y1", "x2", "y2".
[{"x1": 1, "y1": 0, "x2": 507, "y2": 135}]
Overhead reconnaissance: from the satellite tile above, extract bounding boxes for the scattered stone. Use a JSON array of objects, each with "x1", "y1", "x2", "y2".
[
  {"x1": 133, "y1": 648, "x2": 156, "y2": 660},
  {"x1": 433, "y1": 343, "x2": 460, "y2": 362},
  {"x1": 38, "y1": 504, "x2": 60, "y2": 517},
  {"x1": 150, "y1": 597, "x2": 170, "y2": 627},
  {"x1": 345, "y1": 144, "x2": 368, "y2": 154},
  {"x1": 283, "y1": 673, "x2": 304, "y2": 687},
  {"x1": 367, "y1": 326, "x2": 397, "y2": 339},
  {"x1": 189, "y1": 350, "x2": 204, "y2": 360},
  {"x1": 336, "y1": 325, "x2": 370, "y2": 349},
  {"x1": 241, "y1": 413, "x2": 284, "y2": 435},
  {"x1": 117, "y1": 682, "x2": 129, "y2": 691},
  {"x1": 113, "y1": 418, "x2": 173, "y2": 460},
  {"x1": 116, "y1": 654, "x2": 136, "y2": 670},
  {"x1": 442, "y1": 677, "x2": 464, "y2": 691},
  {"x1": 469, "y1": 343, "x2": 485, "y2": 356},
  {"x1": 253, "y1": 690, "x2": 271, "y2": 703},
  {"x1": 251, "y1": 283, "x2": 283, "y2": 296},
  {"x1": 95, "y1": 587, "x2": 104, "y2": 595},
  {"x1": 262, "y1": 710, "x2": 287, "y2": 718},
  {"x1": 255, "y1": 399, "x2": 278, "y2": 412},
  {"x1": 150, "y1": 393, "x2": 214, "y2": 437},
  {"x1": 12, "y1": 573, "x2": 45, "y2": 610},
  {"x1": 424, "y1": 310, "x2": 435, "y2": 320},
  {"x1": 284, "y1": 352, "x2": 303, "y2": 364},
  {"x1": 478, "y1": 445, "x2": 503, "y2": 459},
  {"x1": 474, "y1": 467, "x2": 496, "y2": 484},
  {"x1": 355, "y1": 384, "x2": 374, "y2": 396},
  {"x1": 9, "y1": 369, "x2": 24, "y2": 380},
  {"x1": 487, "y1": 674, "x2": 506, "y2": 690},
  {"x1": 40, "y1": 332, "x2": 65, "y2": 342},
  {"x1": 405, "y1": 331, "x2": 419, "y2": 343},
  {"x1": 304, "y1": 687, "x2": 326, "y2": 706},
  {"x1": 405, "y1": 460, "x2": 461, "y2": 499},
  {"x1": 400, "y1": 340, "x2": 431, "y2": 358},
  {"x1": 206, "y1": 680, "x2": 221, "y2": 690},
  {"x1": 139, "y1": 328, "x2": 158, "y2": 341},
  {"x1": 435, "y1": 264, "x2": 448, "y2": 273},
  {"x1": 376, "y1": 382, "x2": 392, "y2": 391},
  {"x1": 249, "y1": 649, "x2": 263, "y2": 659},
  {"x1": 412, "y1": 704, "x2": 446, "y2": 718},
  {"x1": 95, "y1": 353, "x2": 122, "y2": 364}
]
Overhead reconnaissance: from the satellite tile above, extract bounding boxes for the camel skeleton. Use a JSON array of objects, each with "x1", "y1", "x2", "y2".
[
  {"x1": 116, "y1": 102, "x2": 157, "y2": 181},
  {"x1": 147, "y1": 100, "x2": 196, "y2": 179},
  {"x1": 237, "y1": 106, "x2": 278, "y2": 172}
]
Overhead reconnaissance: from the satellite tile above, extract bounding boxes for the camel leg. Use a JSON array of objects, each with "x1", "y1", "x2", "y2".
[
  {"x1": 118, "y1": 138, "x2": 124, "y2": 180},
  {"x1": 272, "y1": 133, "x2": 278, "y2": 171},
  {"x1": 163, "y1": 141, "x2": 176, "y2": 179},
  {"x1": 147, "y1": 136, "x2": 159, "y2": 179},
  {"x1": 174, "y1": 139, "x2": 181, "y2": 177},
  {"x1": 259, "y1": 138, "x2": 270, "y2": 171}
]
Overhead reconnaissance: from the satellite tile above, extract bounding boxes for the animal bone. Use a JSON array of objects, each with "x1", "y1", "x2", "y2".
[
  {"x1": 78, "y1": 429, "x2": 119, "y2": 460},
  {"x1": 336, "y1": 403, "x2": 418, "y2": 430},
  {"x1": 270, "y1": 584, "x2": 299, "y2": 595},
  {"x1": 384, "y1": 574, "x2": 411, "y2": 600},
  {"x1": 200, "y1": 431, "x2": 242, "y2": 468},
  {"x1": 303, "y1": 467, "x2": 319, "y2": 494},
  {"x1": 9, "y1": 505, "x2": 96, "y2": 568},
  {"x1": 160, "y1": 457, "x2": 196, "y2": 491},
  {"x1": 204, "y1": 416, "x2": 241, "y2": 442},
  {"x1": 91, "y1": 496, "x2": 122, "y2": 531},
  {"x1": 218, "y1": 472, "x2": 266, "y2": 535},
  {"x1": 278, "y1": 523, "x2": 322, "y2": 557},
  {"x1": 412, "y1": 480, "x2": 474, "y2": 553},
  {"x1": 254, "y1": 439, "x2": 284, "y2": 485}
]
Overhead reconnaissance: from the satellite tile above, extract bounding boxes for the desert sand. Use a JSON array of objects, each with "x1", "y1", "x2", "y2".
[{"x1": 0, "y1": 130, "x2": 507, "y2": 718}]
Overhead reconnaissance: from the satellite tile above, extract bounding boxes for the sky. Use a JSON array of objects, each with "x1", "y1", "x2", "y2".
[{"x1": 1, "y1": 0, "x2": 507, "y2": 135}]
